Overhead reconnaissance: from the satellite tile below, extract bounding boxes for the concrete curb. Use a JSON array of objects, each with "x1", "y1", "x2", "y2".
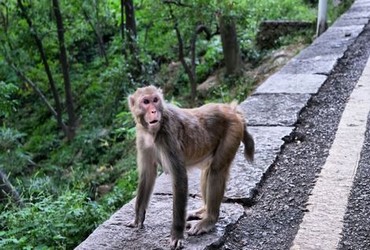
[{"x1": 76, "y1": 1, "x2": 370, "y2": 249}]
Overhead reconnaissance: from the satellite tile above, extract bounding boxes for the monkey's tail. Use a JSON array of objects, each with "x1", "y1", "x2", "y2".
[{"x1": 243, "y1": 124, "x2": 255, "y2": 163}]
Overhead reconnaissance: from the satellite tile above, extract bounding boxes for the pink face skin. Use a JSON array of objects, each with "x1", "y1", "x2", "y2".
[{"x1": 140, "y1": 94, "x2": 162, "y2": 131}]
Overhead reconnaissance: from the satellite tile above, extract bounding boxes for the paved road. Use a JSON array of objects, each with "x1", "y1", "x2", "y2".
[
  {"x1": 77, "y1": 0, "x2": 370, "y2": 249},
  {"x1": 220, "y1": 12, "x2": 370, "y2": 250}
]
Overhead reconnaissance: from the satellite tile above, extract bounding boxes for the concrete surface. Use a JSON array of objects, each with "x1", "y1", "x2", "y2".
[{"x1": 76, "y1": 196, "x2": 244, "y2": 250}]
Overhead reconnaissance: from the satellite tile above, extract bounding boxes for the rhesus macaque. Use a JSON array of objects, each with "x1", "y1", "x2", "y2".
[{"x1": 127, "y1": 85, "x2": 254, "y2": 249}]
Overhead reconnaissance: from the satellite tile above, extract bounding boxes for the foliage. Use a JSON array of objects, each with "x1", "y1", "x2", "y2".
[
  {"x1": 236, "y1": 0, "x2": 316, "y2": 60},
  {"x1": 0, "y1": 82, "x2": 19, "y2": 119},
  {"x1": 114, "y1": 111, "x2": 136, "y2": 141},
  {"x1": 206, "y1": 75, "x2": 255, "y2": 104},
  {"x1": 0, "y1": 127, "x2": 32, "y2": 176},
  {"x1": 196, "y1": 37, "x2": 224, "y2": 82},
  {"x1": 100, "y1": 167, "x2": 138, "y2": 210},
  {"x1": 0, "y1": 191, "x2": 108, "y2": 249}
]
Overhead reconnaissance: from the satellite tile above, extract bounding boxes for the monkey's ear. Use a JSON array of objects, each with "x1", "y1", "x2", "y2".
[
  {"x1": 128, "y1": 95, "x2": 135, "y2": 111},
  {"x1": 157, "y1": 87, "x2": 163, "y2": 97}
]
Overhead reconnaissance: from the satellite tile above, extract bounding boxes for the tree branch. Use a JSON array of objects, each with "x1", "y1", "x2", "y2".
[
  {"x1": 168, "y1": 6, "x2": 194, "y2": 84},
  {"x1": 8, "y1": 62, "x2": 69, "y2": 135},
  {"x1": 0, "y1": 169, "x2": 24, "y2": 207},
  {"x1": 9, "y1": 62, "x2": 57, "y2": 119},
  {"x1": 195, "y1": 25, "x2": 212, "y2": 40},
  {"x1": 82, "y1": 9, "x2": 109, "y2": 66}
]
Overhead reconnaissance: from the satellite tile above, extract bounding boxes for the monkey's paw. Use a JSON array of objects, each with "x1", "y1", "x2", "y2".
[
  {"x1": 125, "y1": 220, "x2": 144, "y2": 229},
  {"x1": 186, "y1": 219, "x2": 215, "y2": 235},
  {"x1": 170, "y1": 237, "x2": 184, "y2": 250},
  {"x1": 186, "y1": 207, "x2": 206, "y2": 221}
]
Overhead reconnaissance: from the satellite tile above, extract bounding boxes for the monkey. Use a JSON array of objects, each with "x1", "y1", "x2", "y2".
[{"x1": 127, "y1": 85, "x2": 254, "y2": 249}]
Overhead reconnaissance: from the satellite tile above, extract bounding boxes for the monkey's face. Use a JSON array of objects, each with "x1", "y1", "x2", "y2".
[
  {"x1": 129, "y1": 86, "x2": 165, "y2": 134},
  {"x1": 139, "y1": 94, "x2": 162, "y2": 133}
]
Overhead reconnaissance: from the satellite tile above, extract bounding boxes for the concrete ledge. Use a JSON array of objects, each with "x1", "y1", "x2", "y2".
[
  {"x1": 255, "y1": 73, "x2": 327, "y2": 94},
  {"x1": 281, "y1": 55, "x2": 339, "y2": 75},
  {"x1": 240, "y1": 93, "x2": 311, "y2": 126},
  {"x1": 76, "y1": 196, "x2": 244, "y2": 250}
]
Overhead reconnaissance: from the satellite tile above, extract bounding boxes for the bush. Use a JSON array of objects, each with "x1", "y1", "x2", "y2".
[
  {"x1": 0, "y1": 191, "x2": 108, "y2": 249},
  {"x1": 0, "y1": 127, "x2": 32, "y2": 176},
  {"x1": 0, "y1": 81, "x2": 19, "y2": 118},
  {"x1": 100, "y1": 167, "x2": 138, "y2": 212}
]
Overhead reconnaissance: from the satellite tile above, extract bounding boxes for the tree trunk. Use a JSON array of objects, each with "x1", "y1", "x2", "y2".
[
  {"x1": 167, "y1": 5, "x2": 197, "y2": 105},
  {"x1": 82, "y1": 9, "x2": 109, "y2": 66},
  {"x1": 219, "y1": 15, "x2": 243, "y2": 76},
  {"x1": 124, "y1": 0, "x2": 137, "y2": 39},
  {"x1": 121, "y1": 0, "x2": 125, "y2": 41},
  {"x1": 0, "y1": 169, "x2": 23, "y2": 207},
  {"x1": 188, "y1": 25, "x2": 212, "y2": 105},
  {"x1": 53, "y1": 0, "x2": 77, "y2": 140},
  {"x1": 122, "y1": 0, "x2": 142, "y2": 81},
  {"x1": 17, "y1": 0, "x2": 66, "y2": 136},
  {"x1": 123, "y1": 0, "x2": 137, "y2": 55},
  {"x1": 174, "y1": 23, "x2": 197, "y2": 106}
]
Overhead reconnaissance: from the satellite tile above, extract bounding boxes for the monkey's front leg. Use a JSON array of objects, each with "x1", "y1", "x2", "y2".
[
  {"x1": 169, "y1": 161, "x2": 188, "y2": 250},
  {"x1": 127, "y1": 149, "x2": 157, "y2": 229}
]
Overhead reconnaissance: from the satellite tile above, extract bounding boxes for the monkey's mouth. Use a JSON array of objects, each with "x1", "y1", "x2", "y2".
[{"x1": 149, "y1": 120, "x2": 159, "y2": 125}]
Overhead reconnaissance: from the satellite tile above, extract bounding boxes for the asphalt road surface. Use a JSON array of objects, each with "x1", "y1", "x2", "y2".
[{"x1": 217, "y1": 16, "x2": 370, "y2": 250}]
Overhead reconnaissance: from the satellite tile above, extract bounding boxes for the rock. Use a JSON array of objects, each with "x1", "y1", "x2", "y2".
[
  {"x1": 76, "y1": 195, "x2": 244, "y2": 250},
  {"x1": 197, "y1": 75, "x2": 220, "y2": 97}
]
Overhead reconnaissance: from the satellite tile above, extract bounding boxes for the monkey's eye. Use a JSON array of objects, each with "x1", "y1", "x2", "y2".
[
  {"x1": 143, "y1": 99, "x2": 150, "y2": 105},
  {"x1": 153, "y1": 97, "x2": 158, "y2": 103}
]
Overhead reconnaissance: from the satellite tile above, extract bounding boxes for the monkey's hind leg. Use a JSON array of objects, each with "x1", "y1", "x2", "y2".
[
  {"x1": 186, "y1": 167, "x2": 227, "y2": 235},
  {"x1": 187, "y1": 139, "x2": 238, "y2": 235},
  {"x1": 187, "y1": 169, "x2": 208, "y2": 221}
]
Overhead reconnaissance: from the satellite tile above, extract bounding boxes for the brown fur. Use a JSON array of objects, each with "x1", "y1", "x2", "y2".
[{"x1": 127, "y1": 85, "x2": 254, "y2": 249}]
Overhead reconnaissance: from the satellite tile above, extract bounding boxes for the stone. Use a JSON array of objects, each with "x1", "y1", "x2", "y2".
[
  {"x1": 76, "y1": 195, "x2": 244, "y2": 250},
  {"x1": 280, "y1": 55, "x2": 339, "y2": 75},
  {"x1": 314, "y1": 25, "x2": 364, "y2": 43},
  {"x1": 255, "y1": 73, "x2": 327, "y2": 94},
  {"x1": 239, "y1": 93, "x2": 311, "y2": 126},
  {"x1": 332, "y1": 16, "x2": 369, "y2": 27}
]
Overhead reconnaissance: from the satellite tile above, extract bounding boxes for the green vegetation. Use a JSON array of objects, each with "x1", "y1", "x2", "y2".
[{"x1": 0, "y1": 0, "x2": 352, "y2": 248}]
